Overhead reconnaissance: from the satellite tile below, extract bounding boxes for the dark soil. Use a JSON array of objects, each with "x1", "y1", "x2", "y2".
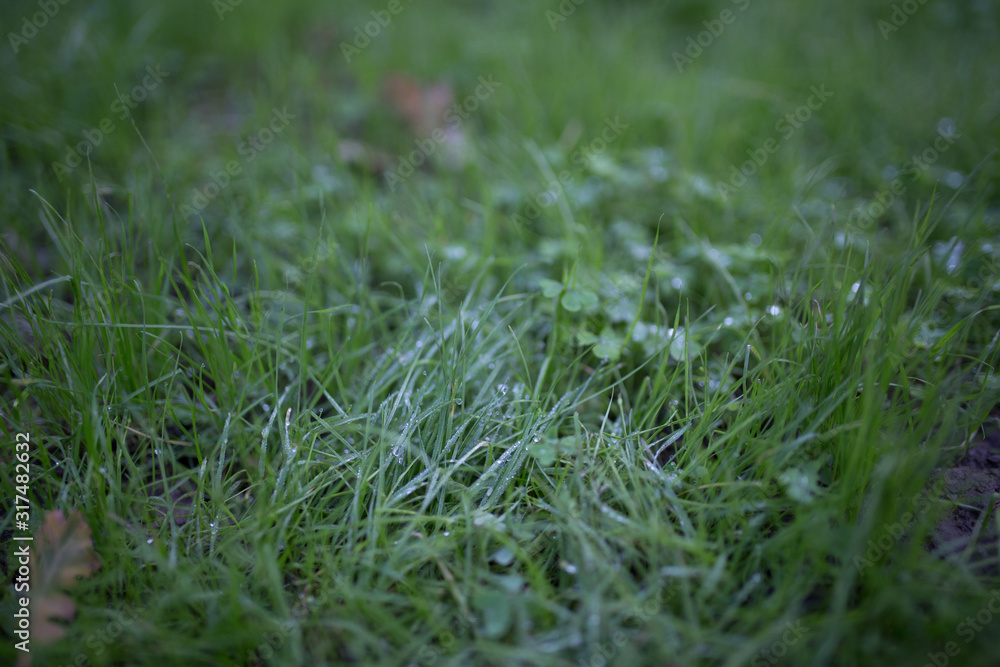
[{"x1": 932, "y1": 426, "x2": 1000, "y2": 571}]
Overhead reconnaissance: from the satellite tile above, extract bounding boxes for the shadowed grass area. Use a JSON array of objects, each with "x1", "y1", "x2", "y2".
[{"x1": 2, "y1": 1, "x2": 1000, "y2": 665}]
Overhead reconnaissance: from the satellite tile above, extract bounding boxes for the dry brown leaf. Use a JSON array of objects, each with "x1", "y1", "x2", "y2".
[
  {"x1": 29, "y1": 509, "x2": 102, "y2": 645},
  {"x1": 383, "y1": 74, "x2": 455, "y2": 137},
  {"x1": 382, "y1": 73, "x2": 469, "y2": 169}
]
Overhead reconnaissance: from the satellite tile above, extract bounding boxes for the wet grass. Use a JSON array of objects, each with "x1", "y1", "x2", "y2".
[{"x1": 2, "y1": 0, "x2": 1000, "y2": 665}]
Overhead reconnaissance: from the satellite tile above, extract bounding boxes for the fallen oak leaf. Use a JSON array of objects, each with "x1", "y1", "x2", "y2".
[
  {"x1": 29, "y1": 510, "x2": 102, "y2": 646},
  {"x1": 31, "y1": 593, "x2": 76, "y2": 643},
  {"x1": 383, "y1": 74, "x2": 454, "y2": 136},
  {"x1": 382, "y1": 73, "x2": 469, "y2": 169}
]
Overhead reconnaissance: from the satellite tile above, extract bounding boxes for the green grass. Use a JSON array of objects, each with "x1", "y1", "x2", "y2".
[{"x1": 2, "y1": 0, "x2": 1000, "y2": 665}]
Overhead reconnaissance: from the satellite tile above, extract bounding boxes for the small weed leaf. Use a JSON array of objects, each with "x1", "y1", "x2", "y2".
[
  {"x1": 560, "y1": 288, "x2": 598, "y2": 313},
  {"x1": 472, "y1": 589, "x2": 513, "y2": 639},
  {"x1": 527, "y1": 439, "x2": 557, "y2": 466},
  {"x1": 539, "y1": 278, "x2": 564, "y2": 298},
  {"x1": 29, "y1": 509, "x2": 102, "y2": 645}
]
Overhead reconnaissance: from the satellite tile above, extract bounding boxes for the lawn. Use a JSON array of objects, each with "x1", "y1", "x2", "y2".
[{"x1": 2, "y1": 0, "x2": 1000, "y2": 665}]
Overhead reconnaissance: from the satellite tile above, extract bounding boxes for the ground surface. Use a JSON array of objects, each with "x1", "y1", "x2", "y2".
[{"x1": 2, "y1": 1, "x2": 1000, "y2": 665}]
